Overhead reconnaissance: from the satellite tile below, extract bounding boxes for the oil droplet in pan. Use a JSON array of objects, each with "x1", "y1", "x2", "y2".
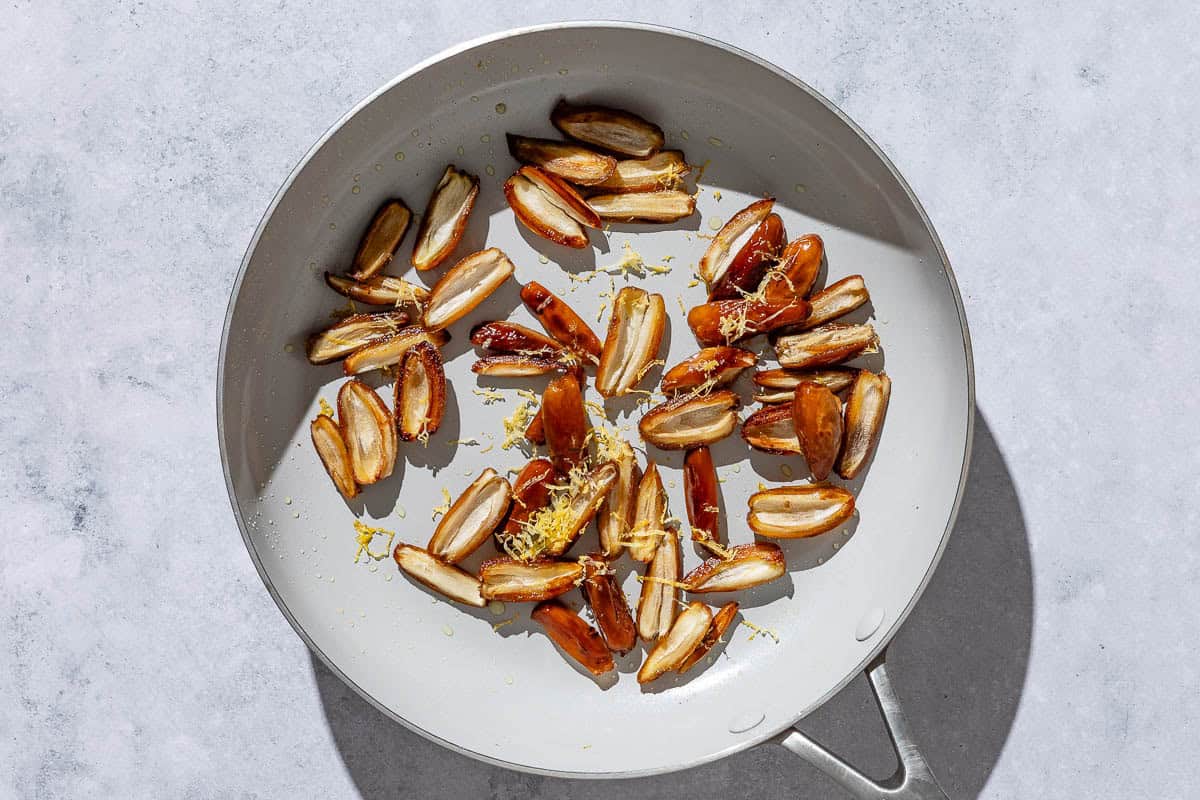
[
  {"x1": 728, "y1": 711, "x2": 765, "y2": 733},
  {"x1": 855, "y1": 607, "x2": 885, "y2": 641},
  {"x1": 708, "y1": 217, "x2": 723, "y2": 231},
  {"x1": 495, "y1": 102, "x2": 507, "y2": 114},
  {"x1": 395, "y1": 151, "x2": 405, "y2": 161},
  {"x1": 480, "y1": 134, "x2": 491, "y2": 143}
]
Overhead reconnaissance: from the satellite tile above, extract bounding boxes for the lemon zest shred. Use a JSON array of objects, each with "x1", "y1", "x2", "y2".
[
  {"x1": 636, "y1": 574, "x2": 691, "y2": 590},
  {"x1": 501, "y1": 397, "x2": 539, "y2": 450},
  {"x1": 742, "y1": 618, "x2": 781, "y2": 643},
  {"x1": 318, "y1": 398, "x2": 335, "y2": 418},
  {"x1": 491, "y1": 616, "x2": 517, "y2": 631},
  {"x1": 352, "y1": 520, "x2": 395, "y2": 563},
  {"x1": 472, "y1": 387, "x2": 506, "y2": 404},
  {"x1": 448, "y1": 438, "x2": 480, "y2": 446},
  {"x1": 635, "y1": 359, "x2": 666, "y2": 381},
  {"x1": 431, "y1": 488, "x2": 452, "y2": 520}
]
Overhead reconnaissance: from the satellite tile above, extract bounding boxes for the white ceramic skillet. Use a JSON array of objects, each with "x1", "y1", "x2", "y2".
[{"x1": 218, "y1": 22, "x2": 972, "y2": 797}]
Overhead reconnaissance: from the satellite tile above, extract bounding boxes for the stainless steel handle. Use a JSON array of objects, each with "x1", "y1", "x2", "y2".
[{"x1": 776, "y1": 649, "x2": 949, "y2": 799}]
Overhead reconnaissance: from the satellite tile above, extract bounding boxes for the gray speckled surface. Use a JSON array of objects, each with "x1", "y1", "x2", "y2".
[{"x1": 2, "y1": 4, "x2": 1197, "y2": 799}]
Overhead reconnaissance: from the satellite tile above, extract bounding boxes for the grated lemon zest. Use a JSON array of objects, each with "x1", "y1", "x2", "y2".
[
  {"x1": 491, "y1": 616, "x2": 517, "y2": 632},
  {"x1": 697, "y1": 537, "x2": 733, "y2": 560},
  {"x1": 635, "y1": 359, "x2": 666, "y2": 381},
  {"x1": 448, "y1": 438, "x2": 480, "y2": 446},
  {"x1": 318, "y1": 398, "x2": 335, "y2": 418},
  {"x1": 352, "y1": 520, "x2": 395, "y2": 564},
  {"x1": 501, "y1": 397, "x2": 539, "y2": 450},
  {"x1": 431, "y1": 488, "x2": 452, "y2": 520},
  {"x1": 636, "y1": 574, "x2": 690, "y2": 590},
  {"x1": 677, "y1": 296, "x2": 688, "y2": 315},
  {"x1": 742, "y1": 618, "x2": 780, "y2": 643},
  {"x1": 473, "y1": 387, "x2": 506, "y2": 404},
  {"x1": 498, "y1": 463, "x2": 596, "y2": 561}
]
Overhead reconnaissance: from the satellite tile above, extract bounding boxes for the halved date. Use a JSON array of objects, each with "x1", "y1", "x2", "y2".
[
  {"x1": 350, "y1": 199, "x2": 411, "y2": 280},
  {"x1": 392, "y1": 544, "x2": 485, "y2": 607},
  {"x1": 586, "y1": 190, "x2": 696, "y2": 223},
  {"x1": 596, "y1": 286, "x2": 666, "y2": 397},
  {"x1": 427, "y1": 468, "x2": 512, "y2": 563},
  {"x1": 837, "y1": 371, "x2": 891, "y2": 479},
  {"x1": 581, "y1": 556, "x2": 637, "y2": 654},
  {"x1": 638, "y1": 390, "x2": 740, "y2": 450},
  {"x1": 597, "y1": 438, "x2": 639, "y2": 558},
  {"x1": 479, "y1": 558, "x2": 583, "y2": 602},
  {"x1": 325, "y1": 272, "x2": 430, "y2": 309},
  {"x1": 551, "y1": 100, "x2": 665, "y2": 158},
  {"x1": 801, "y1": 275, "x2": 869, "y2": 329},
  {"x1": 628, "y1": 461, "x2": 665, "y2": 563},
  {"x1": 423, "y1": 247, "x2": 515, "y2": 331},
  {"x1": 395, "y1": 341, "x2": 446, "y2": 442},
  {"x1": 532, "y1": 600, "x2": 615, "y2": 675},
  {"x1": 684, "y1": 446, "x2": 721, "y2": 544},
  {"x1": 774, "y1": 323, "x2": 878, "y2": 369},
  {"x1": 684, "y1": 542, "x2": 786, "y2": 592},
  {"x1": 752, "y1": 367, "x2": 858, "y2": 403},
  {"x1": 592, "y1": 150, "x2": 690, "y2": 193},
  {"x1": 342, "y1": 326, "x2": 450, "y2": 375},
  {"x1": 698, "y1": 198, "x2": 774, "y2": 286},
  {"x1": 542, "y1": 373, "x2": 588, "y2": 475},
  {"x1": 524, "y1": 408, "x2": 547, "y2": 445},
  {"x1": 520, "y1": 165, "x2": 601, "y2": 228},
  {"x1": 310, "y1": 414, "x2": 358, "y2": 499},
  {"x1": 540, "y1": 462, "x2": 619, "y2": 558},
  {"x1": 678, "y1": 601, "x2": 739, "y2": 673},
  {"x1": 638, "y1": 601, "x2": 712, "y2": 683},
  {"x1": 793, "y1": 381, "x2": 843, "y2": 480},
  {"x1": 505, "y1": 168, "x2": 591, "y2": 249},
  {"x1": 636, "y1": 526, "x2": 681, "y2": 641},
  {"x1": 520, "y1": 281, "x2": 603, "y2": 362},
  {"x1": 747, "y1": 485, "x2": 855, "y2": 538},
  {"x1": 506, "y1": 134, "x2": 617, "y2": 185},
  {"x1": 470, "y1": 321, "x2": 565, "y2": 357},
  {"x1": 471, "y1": 354, "x2": 564, "y2": 377},
  {"x1": 496, "y1": 458, "x2": 556, "y2": 549},
  {"x1": 337, "y1": 379, "x2": 397, "y2": 485},
  {"x1": 708, "y1": 213, "x2": 786, "y2": 301},
  {"x1": 307, "y1": 311, "x2": 409, "y2": 364},
  {"x1": 740, "y1": 403, "x2": 801, "y2": 454},
  {"x1": 660, "y1": 346, "x2": 757, "y2": 393},
  {"x1": 688, "y1": 296, "x2": 811, "y2": 346},
  {"x1": 760, "y1": 233, "x2": 824, "y2": 303},
  {"x1": 412, "y1": 164, "x2": 479, "y2": 271}
]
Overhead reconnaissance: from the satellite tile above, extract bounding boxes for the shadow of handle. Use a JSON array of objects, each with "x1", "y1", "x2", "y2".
[{"x1": 775, "y1": 648, "x2": 951, "y2": 800}]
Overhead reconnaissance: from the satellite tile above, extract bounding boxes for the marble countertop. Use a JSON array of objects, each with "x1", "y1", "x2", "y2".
[{"x1": 3, "y1": 4, "x2": 1197, "y2": 798}]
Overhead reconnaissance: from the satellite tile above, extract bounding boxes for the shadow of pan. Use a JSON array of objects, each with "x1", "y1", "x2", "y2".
[{"x1": 308, "y1": 409, "x2": 1031, "y2": 799}]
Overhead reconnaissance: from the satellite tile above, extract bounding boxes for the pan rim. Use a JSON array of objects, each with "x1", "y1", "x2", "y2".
[{"x1": 216, "y1": 20, "x2": 975, "y2": 779}]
